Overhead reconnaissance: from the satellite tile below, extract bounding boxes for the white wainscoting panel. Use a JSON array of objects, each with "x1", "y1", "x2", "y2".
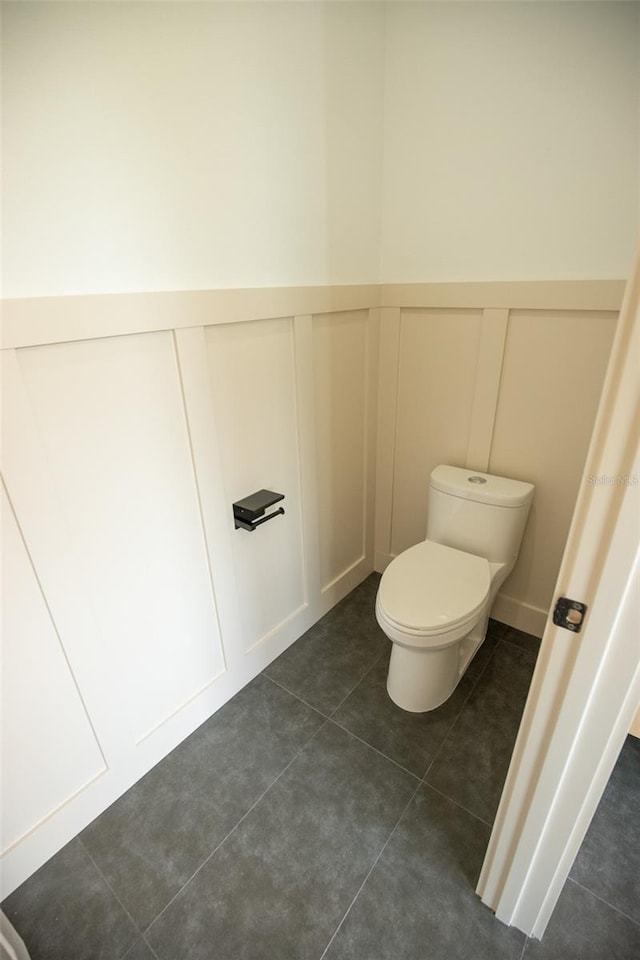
[
  {"x1": 0, "y1": 280, "x2": 623, "y2": 898},
  {"x1": 205, "y1": 318, "x2": 306, "y2": 652},
  {"x1": 1, "y1": 486, "x2": 106, "y2": 854},
  {"x1": 390, "y1": 308, "x2": 483, "y2": 556},
  {"x1": 313, "y1": 310, "x2": 370, "y2": 591},
  {"x1": 14, "y1": 332, "x2": 225, "y2": 745},
  {"x1": 374, "y1": 307, "x2": 401, "y2": 572},
  {"x1": 488, "y1": 309, "x2": 618, "y2": 626}
]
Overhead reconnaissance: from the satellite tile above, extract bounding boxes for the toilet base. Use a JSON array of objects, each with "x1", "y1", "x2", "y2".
[{"x1": 386, "y1": 628, "x2": 485, "y2": 713}]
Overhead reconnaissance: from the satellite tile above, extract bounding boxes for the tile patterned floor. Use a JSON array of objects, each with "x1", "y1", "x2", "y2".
[{"x1": 3, "y1": 575, "x2": 639, "y2": 960}]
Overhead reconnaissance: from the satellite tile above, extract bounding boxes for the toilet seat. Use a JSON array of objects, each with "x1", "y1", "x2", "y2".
[{"x1": 377, "y1": 540, "x2": 490, "y2": 649}]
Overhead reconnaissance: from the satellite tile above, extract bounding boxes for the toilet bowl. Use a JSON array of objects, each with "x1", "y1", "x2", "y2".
[
  {"x1": 376, "y1": 540, "x2": 492, "y2": 712},
  {"x1": 376, "y1": 465, "x2": 534, "y2": 712}
]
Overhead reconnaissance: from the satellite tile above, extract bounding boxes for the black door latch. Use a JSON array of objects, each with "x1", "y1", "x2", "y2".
[{"x1": 553, "y1": 597, "x2": 588, "y2": 633}]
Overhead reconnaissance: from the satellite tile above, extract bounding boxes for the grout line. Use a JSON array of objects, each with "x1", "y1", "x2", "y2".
[
  {"x1": 327, "y1": 642, "x2": 391, "y2": 720},
  {"x1": 328, "y1": 717, "x2": 422, "y2": 784},
  {"x1": 421, "y1": 640, "x2": 500, "y2": 784},
  {"x1": 519, "y1": 936, "x2": 530, "y2": 960},
  {"x1": 265, "y1": 632, "x2": 388, "y2": 729},
  {"x1": 264, "y1": 634, "x2": 388, "y2": 727},
  {"x1": 500, "y1": 636, "x2": 541, "y2": 658},
  {"x1": 142, "y1": 605, "x2": 386, "y2": 945},
  {"x1": 262, "y1": 672, "x2": 332, "y2": 720},
  {"x1": 141, "y1": 718, "x2": 331, "y2": 938},
  {"x1": 567, "y1": 877, "x2": 640, "y2": 930},
  {"x1": 79, "y1": 838, "x2": 145, "y2": 949},
  {"x1": 141, "y1": 935, "x2": 163, "y2": 960},
  {"x1": 421, "y1": 781, "x2": 493, "y2": 829},
  {"x1": 123, "y1": 936, "x2": 162, "y2": 960},
  {"x1": 318, "y1": 779, "x2": 423, "y2": 960}
]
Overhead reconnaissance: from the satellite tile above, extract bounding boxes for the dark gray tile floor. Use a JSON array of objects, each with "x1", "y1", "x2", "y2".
[
  {"x1": 569, "y1": 734, "x2": 640, "y2": 928},
  {"x1": 3, "y1": 574, "x2": 639, "y2": 960}
]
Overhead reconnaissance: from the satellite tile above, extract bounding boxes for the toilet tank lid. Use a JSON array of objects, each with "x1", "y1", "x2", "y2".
[{"x1": 431, "y1": 465, "x2": 534, "y2": 508}]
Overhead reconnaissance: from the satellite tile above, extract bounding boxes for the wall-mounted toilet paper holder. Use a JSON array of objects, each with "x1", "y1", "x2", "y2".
[{"x1": 233, "y1": 489, "x2": 285, "y2": 532}]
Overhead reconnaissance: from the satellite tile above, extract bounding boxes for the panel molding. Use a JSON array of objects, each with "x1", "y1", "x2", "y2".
[
  {"x1": 389, "y1": 307, "x2": 484, "y2": 557},
  {"x1": 244, "y1": 602, "x2": 309, "y2": 656},
  {"x1": 363, "y1": 307, "x2": 381, "y2": 571},
  {"x1": 173, "y1": 327, "x2": 241, "y2": 672},
  {"x1": 0, "y1": 337, "x2": 257, "y2": 897},
  {"x1": 0, "y1": 285, "x2": 381, "y2": 350},
  {"x1": 205, "y1": 316, "x2": 307, "y2": 654},
  {"x1": 0, "y1": 279, "x2": 624, "y2": 896},
  {"x1": 1, "y1": 769, "x2": 106, "y2": 858},
  {"x1": 373, "y1": 294, "x2": 620, "y2": 635},
  {"x1": 1, "y1": 482, "x2": 107, "y2": 855},
  {"x1": 374, "y1": 307, "x2": 401, "y2": 571},
  {"x1": 381, "y1": 280, "x2": 625, "y2": 312},
  {"x1": 0, "y1": 350, "x2": 131, "y2": 763},
  {"x1": 1, "y1": 281, "x2": 623, "y2": 351},
  {"x1": 293, "y1": 314, "x2": 322, "y2": 619},
  {"x1": 488, "y1": 309, "x2": 618, "y2": 622},
  {"x1": 313, "y1": 309, "x2": 371, "y2": 590},
  {"x1": 318, "y1": 557, "x2": 374, "y2": 612},
  {"x1": 465, "y1": 308, "x2": 509, "y2": 473}
]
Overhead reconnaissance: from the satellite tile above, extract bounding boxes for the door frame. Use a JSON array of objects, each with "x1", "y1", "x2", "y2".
[{"x1": 477, "y1": 251, "x2": 640, "y2": 939}]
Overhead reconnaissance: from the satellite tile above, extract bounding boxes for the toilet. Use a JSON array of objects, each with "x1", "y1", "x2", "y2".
[{"x1": 376, "y1": 465, "x2": 534, "y2": 712}]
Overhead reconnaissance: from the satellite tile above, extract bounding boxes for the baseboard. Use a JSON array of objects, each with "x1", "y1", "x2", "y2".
[
  {"x1": 320, "y1": 556, "x2": 374, "y2": 610},
  {"x1": 491, "y1": 593, "x2": 548, "y2": 639},
  {"x1": 374, "y1": 551, "x2": 395, "y2": 574}
]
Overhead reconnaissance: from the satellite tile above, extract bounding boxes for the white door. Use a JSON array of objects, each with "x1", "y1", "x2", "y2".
[{"x1": 477, "y1": 251, "x2": 640, "y2": 938}]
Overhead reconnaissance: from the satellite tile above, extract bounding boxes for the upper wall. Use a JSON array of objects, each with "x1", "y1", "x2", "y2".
[
  {"x1": 1, "y1": 1, "x2": 384, "y2": 297},
  {"x1": 2, "y1": 1, "x2": 638, "y2": 298},
  {"x1": 380, "y1": 1, "x2": 639, "y2": 282}
]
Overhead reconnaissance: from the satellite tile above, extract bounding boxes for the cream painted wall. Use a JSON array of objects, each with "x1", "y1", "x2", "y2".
[
  {"x1": 2, "y1": 1, "x2": 638, "y2": 297},
  {"x1": 1, "y1": 1, "x2": 384, "y2": 297},
  {"x1": 380, "y1": 1, "x2": 639, "y2": 282}
]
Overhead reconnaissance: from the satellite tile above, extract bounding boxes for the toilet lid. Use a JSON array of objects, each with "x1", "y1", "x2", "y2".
[{"x1": 379, "y1": 541, "x2": 490, "y2": 633}]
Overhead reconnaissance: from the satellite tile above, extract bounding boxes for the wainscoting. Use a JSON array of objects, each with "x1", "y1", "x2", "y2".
[
  {"x1": 375, "y1": 283, "x2": 620, "y2": 636},
  {"x1": 0, "y1": 279, "x2": 623, "y2": 896}
]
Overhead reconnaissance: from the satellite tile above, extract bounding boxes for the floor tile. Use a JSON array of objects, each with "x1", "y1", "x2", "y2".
[
  {"x1": 2, "y1": 839, "x2": 138, "y2": 960},
  {"x1": 425, "y1": 640, "x2": 537, "y2": 823},
  {"x1": 330, "y1": 572, "x2": 381, "y2": 619},
  {"x1": 465, "y1": 628, "x2": 501, "y2": 680},
  {"x1": 569, "y1": 735, "x2": 640, "y2": 924},
  {"x1": 146, "y1": 722, "x2": 417, "y2": 960},
  {"x1": 333, "y1": 650, "x2": 478, "y2": 777},
  {"x1": 124, "y1": 939, "x2": 158, "y2": 960},
  {"x1": 487, "y1": 617, "x2": 509, "y2": 641},
  {"x1": 81, "y1": 674, "x2": 323, "y2": 930},
  {"x1": 323, "y1": 783, "x2": 525, "y2": 960},
  {"x1": 265, "y1": 574, "x2": 388, "y2": 715},
  {"x1": 9, "y1": 576, "x2": 632, "y2": 960},
  {"x1": 523, "y1": 879, "x2": 640, "y2": 960},
  {"x1": 502, "y1": 625, "x2": 542, "y2": 655}
]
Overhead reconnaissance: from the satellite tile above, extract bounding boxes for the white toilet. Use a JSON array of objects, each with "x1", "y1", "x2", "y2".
[{"x1": 376, "y1": 465, "x2": 534, "y2": 712}]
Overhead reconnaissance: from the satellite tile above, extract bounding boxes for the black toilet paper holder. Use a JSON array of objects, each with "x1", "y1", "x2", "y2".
[{"x1": 233, "y1": 489, "x2": 285, "y2": 532}]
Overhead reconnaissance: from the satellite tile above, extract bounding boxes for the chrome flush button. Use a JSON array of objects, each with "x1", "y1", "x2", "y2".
[{"x1": 468, "y1": 476, "x2": 487, "y2": 484}]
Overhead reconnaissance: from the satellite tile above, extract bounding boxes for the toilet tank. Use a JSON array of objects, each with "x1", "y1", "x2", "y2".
[{"x1": 426, "y1": 465, "x2": 534, "y2": 564}]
